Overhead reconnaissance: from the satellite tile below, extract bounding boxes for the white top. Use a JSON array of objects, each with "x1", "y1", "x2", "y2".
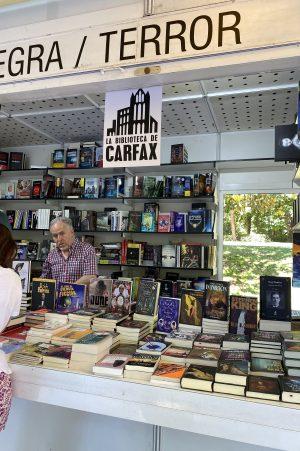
[{"x1": 0, "y1": 267, "x2": 22, "y2": 374}]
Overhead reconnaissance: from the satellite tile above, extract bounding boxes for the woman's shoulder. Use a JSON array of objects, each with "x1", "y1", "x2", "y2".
[{"x1": 0, "y1": 266, "x2": 20, "y2": 283}]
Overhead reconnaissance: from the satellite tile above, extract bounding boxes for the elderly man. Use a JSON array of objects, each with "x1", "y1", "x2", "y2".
[{"x1": 41, "y1": 217, "x2": 97, "y2": 284}]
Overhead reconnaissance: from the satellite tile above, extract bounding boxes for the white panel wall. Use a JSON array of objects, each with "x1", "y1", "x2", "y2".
[
  {"x1": 161, "y1": 133, "x2": 218, "y2": 163},
  {"x1": 220, "y1": 129, "x2": 275, "y2": 161}
]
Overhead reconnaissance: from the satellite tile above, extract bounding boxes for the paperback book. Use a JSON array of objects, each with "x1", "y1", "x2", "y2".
[
  {"x1": 31, "y1": 278, "x2": 56, "y2": 311},
  {"x1": 229, "y1": 295, "x2": 258, "y2": 336},
  {"x1": 260, "y1": 276, "x2": 291, "y2": 321},
  {"x1": 205, "y1": 280, "x2": 230, "y2": 321},
  {"x1": 55, "y1": 282, "x2": 86, "y2": 313},
  {"x1": 156, "y1": 297, "x2": 181, "y2": 334}
]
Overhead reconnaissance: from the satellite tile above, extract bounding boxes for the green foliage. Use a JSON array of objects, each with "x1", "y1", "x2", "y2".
[
  {"x1": 224, "y1": 194, "x2": 295, "y2": 242},
  {"x1": 223, "y1": 244, "x2": 292, "y2": 296}
]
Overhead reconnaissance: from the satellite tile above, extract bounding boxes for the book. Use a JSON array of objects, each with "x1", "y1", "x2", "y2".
[
  {"x1": 16, "y1": 243, "x2": 28, "y2": 261},
  {"x1": 0, "y1": 151, "x2": 8, "y2": 170},
  {"x1": 12, "y1": 260, "x2": 31, "y2": 294},
  {"x1": 141, "y1": 212, "x2": 156, "y2": 232},
  {"x1": 205, "y1": 280, "x2": 230, "y2": 321},
  {"x1": 55, "y1": 282, "x2": 86, "y2": 313},
  {"x1": 135, "y1": 280, "x2": 160, "y2": 317},
  {"x1": 133, "y1": 176, "x2": 144, "y2": 197},
  {"x1": 93, "y1": 354, "x2": 130, "y2": 376},
  {"x1": 126, "y1": 243, "x2": 142, "y2": 266},
  {"x1": 80, "y1": 210, "x2": 96, "y2": 231},
  {"x1": 161, "y1": 346, "x2": 189, "y2": 364},
  {"x1": 136, "y1": 341, "x2": 169, "y2": 355},
  {"x1": 181, "y1": 365, "x2": 216, "y2": 392},
  {"x1": 26, "y1": 242, "x2": 39, "y2": 260},
  {"x1": 222, "y1": 333, "x2": 250, "y2": 350},
  {"x1": 9, "y1": 152, "x2": 25, "y2": 170},
  {"x1": 109, "y1": 280, "x2": 133, "y2": 315},
  {"x1": 88, "y1": 277, "x2": 112, "y2": 309},
  {"x1": 125, "y1": 353, "x2": 159, "y2": 372},
  {"x1": 66, "y1": 148, "x2": 78, "y2": 168},
  {"x1": 283, "y1": 340, "x2": 300, "y2": 358},
  {"x1": 165, "y1": 330, "x2": 197, "y2": 348},
  {"x1": 52, "y1": 149, "x2": 65, "y2": 168},
  {"x1": 4, "y1": 183, "x2": 15, "y2": 199},
  {"x1": 279, "y1": 376, "x2": 300, "y2": 404},
  {"x1": 16, "y1": 179, "x2": 32, "y2": 199},
  {"x1": 246, "y1": 376, "x2": 280, "y2": 401},
  {"x1": 215, "y1": 360, "x2": 248, "y2": 386},
  {"x1": 229, "y1": 295, "x2": 258, "y2": 336},
  {"x1": 161, "y1": 244, "x2": 177, "y2": 268},
  {"x1": 250, "y1": 357, "x2": 284, "y2": 378},
  {"x1": 186, "y1": 347, "x2": 220, "y2": 367},
  {"x1": 70, "y1": 178, "x2": 85, "y2": 198},
  {"x1": 179, "y1": 289, "x2": 204, "y2": 327},
  {"x1": 128, "y1": 211, "x2": 142, "y2": 232},
  {"x1": 79, "y1": 146, "x2": 94, "y2": 169},
  {"x1": 150, "y1": 362, "x2": 186, "y2": 386},
  {"x1": 31, "y1": 278, "x2": 56, "y2": 311},
  {"x1": 94, "y1": 146, "x2": 103, "y2": 168},
  {"x1": 83, "y1": 178, "x2": 99, "y2": 199},
  {"x1": 174, "y1": 212, "x2": 186, "y2": 233},
  {"x1": 180, "y1": 244, "x2": 201, "y2": 268},
  {"x1": 96, "y1": 212, "x2": 110, "y2": 231},
  {"x1": 187, "y1": 210, "x2": 206, "y2": 233},
  {"x1": 157, "y1": 213, "x2": 171, "y2": 233},
  {"x1": 72, "y1": 332, "x2": 112, "y2": 354},
  {"x1": 260, "y1": 276, "x2": 291, "y2": 321},
  {"x1": 156, "y1": 297, "x2": 181, "y2": 334},
  {"x1": 170, "y1": 144, "x2": 188, "y2": 164}
]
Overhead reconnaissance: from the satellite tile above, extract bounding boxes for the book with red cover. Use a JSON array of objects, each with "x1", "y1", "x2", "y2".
[
  {"x1": 0, "y1": 152, "x2": 9, "y2": 170},
  {"x1": 0, "y1": 325, "x2": 30, "y2": 341}
]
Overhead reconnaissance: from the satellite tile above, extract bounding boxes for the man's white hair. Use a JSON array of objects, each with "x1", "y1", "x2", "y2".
[{"x1": 49, "y1": 216, "x2": 74, "y2": 230}]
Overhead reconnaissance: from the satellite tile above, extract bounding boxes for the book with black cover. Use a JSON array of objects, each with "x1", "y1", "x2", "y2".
[
  {"x1": 31, "y1": 278, "x2": 56, "y2": 311},
  {"x1": 229, "y1": 295, "x2": 258, "y2": 336},
  {"x1": 180, "y1": 244, "x2": 202, "y2": 268},
  {"x1": 128, "y1": 211, "x2": 142, "y2": 232},
  {"x1": 9, "y1": 152, "x2": 24, "y2": 170},
  {"x1": 79, "y1": 146, "x2": 94, "y2": 169},
  {"x1": 26, "y1": 242, "x2": 39, "y2": 260},
  {"x1": 96, "y1": 212, "x2": 110, "y2": 231},
  {"x1": 52, "y1": 149, "x2": 65, "y2": 168},
  {"x1": 0, "y1": 152, "x2": 9, "y2": 170},
  {"x1": 66, "y1": 148, "x2": 78, "y2": 168},
  {"x1": 135, "y1": 280, "x2": 160, "y2": 317},
  {"x1": 260, "y1": 276, "x2": 291, "y2": 321}
]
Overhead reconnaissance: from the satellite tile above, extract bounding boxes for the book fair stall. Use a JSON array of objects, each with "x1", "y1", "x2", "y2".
[{"x1": 0, "y1": 1, "x2": 299, "y2": 450}]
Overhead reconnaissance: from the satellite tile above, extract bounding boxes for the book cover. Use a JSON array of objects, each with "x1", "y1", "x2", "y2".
[
  {"x1": 205, "y1": 280, "x2": 230, "y2": 321},
  {"x1": 217, "y1": 360, "x2": 248, "y2": 377},
  {"x1": 229, "y1": 295, "x2": 258, "y2": 336},
  {"x1": 26, "y1": 242, "x2": 39, "y2": 260},
  {"x1": 247, "y1": 376, "x2": 280, "y2": 396},
  {"x1": 66, "y1": 148, "x2": 78, "y2": 168},
  {"x1": 83, "y1": 177, "x2": 99, "y2": 199},
  {"x1": 38, "y1": 240, "x2": 51, "y2": 261},
  {"x1": 56, "y1": 282, "x2": 86, "y2": 313},
  {"x1": 172, "y1": 176, "x2": 186, "y2": 197},
  {"x1": 128, "y1": 211, "x2": 142, "y2": 232},
  {"x1": 174, "y1": 212, "x2": 186, "y2": 233},
  {"x1": 0, "y1": 151, "x2": 8, "y2": 170},
  {"x1": 171, "y1": 144, "x2": 188, "y2": 164},
  {"x1": 152, "y1": 362, "x2": 186, "y2": 379},
  {"x1": 52, "y1": 149, "x2": 65, "y2": 168},
  {"x1": 16, "y1": 243, "x2": 28, "y2": 261},
  {"x1": 279, "y1": 376, "x2": 300, "y2": 394},
  {"x1": 88, "y1": 277, "x2": 112, "y2": 309},
  {"x1": 142, "y1": 176, "x2": 156, "y2": 198},
  {"x1": 180, "y1": 244, "x2": 201, "y2": 269},
  {"x1": 187, "y1": 210, "x2": 206, "y2": 233},
  {"x1": 16, "y1": 179, "x2": 32, "y2": 199},
  {"x1": 162, "y1": 346, "x2": 189, "y2": 359},
  {"x1": 9, "y1": 152, "x2": 24, "y2": 170},
  {"x1": 137, "y1": 342, "x2": 168, "y2": 354},
  {"x1": 141, "y1": 212, "x2": 156, "y2": 232},
  {"x1": 126, "y1": 243, "x2": 142, "y2": 265},
  {"x1": 125, "y1": 353, "x2": 159, "y2": 369},
  {"x1": 157, "y1": 213, "x2": 171, "y2": 233},
  {"x1": 251, "y1": 331, "x2": 282, "y2": 344},
  {"x1": 4, "y1": 183, "x2": 15, "y2": 199},
  {"x1": 94, "y1": 146, "x2": 103, "y2": 168},
  {"x1": 251, "y1": 358, "x2": 284, "y2": 374},
  {"x1": 109, "y1": 280, "x2": 133, "y2": 315},
  {"x1": 32, "y1": 181, "x2": 42, "y2": 199},
  {"x1": 70, "y1": 178, "x2": 85, "y2": 197},
  {"x1": 94, "y1": 354, "x2": 130, "y2": 370},
  {"x1": 157, "y1": 297, "x2": 181, "y2": 334},
  {"x1": 182, "y1": 365, "x2": 216, "y2": 381},
  {"x1": 179, "y1": 289, "x2": 204, "y2": 327},
  {"x1": 219, "y1": 350, "x2": 250, "y2": 361},
  {"x1": 12, "y1": 260, "x2": 31, "y2": 294},
  {"x1": 133, "y1": 176, "x2": 143, "y2": 197},
  {"x1": 162, "y1": 245, "x2": 177, "y2": 268},
  {"x1": 96, "y1": 212, "x2": 110, "y2": 231},
  {"x1": 80, "y1": 210, "x2": 96, "y2": 232},
  {"x1": 260, "y1": 276, "x2": 291, "y2": 321},
  {"x1": 79, "y1": 146, "x2": 94, "y2": 169},
  {"x1": 31, "y1": 278, "x2": 56, "y2": 311},
  {"x1": 135, "y1": 280, "x2": 160, "y2": 316},
  {"x1": 195, "y1": 333, "x2": 223, "y2": 347}
]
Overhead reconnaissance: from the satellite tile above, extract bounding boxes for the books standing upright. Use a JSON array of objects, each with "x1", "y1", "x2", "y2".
[
  {"x1": 229, "y1": 295, "x2": 258, "y2": 336},
  {"x1": 31, "y1": 278, "x2": 56, "y2": 311},
  {"x1": 55, "y1": 282, "x2": 86, "y2": 313}
]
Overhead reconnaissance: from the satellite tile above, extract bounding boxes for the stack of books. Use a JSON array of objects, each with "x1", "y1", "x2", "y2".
[
  {"x1": 193, "y1": 333, "x2": 223, "y2": 349},
  {"x1": 24, "y1": 309, "x2": 48, "y2": 327},
  {"x1": 116, "y1": 319, "x2": 150, "y2": 344},
  {"x1": 160, "y1": 346, "x2": 190, "y2": 365},
  {"x1": 213, "y1": 350, "x2": 250, "y2": 396},
  {"x1": 186, "y1": 347, "x2": 221, "y2": 367},
  {"x1": 69, "y1": 332, "x2": 113, "y2": 372},
  {"x1": 124, "y1": 353, "x2": 160, "y2": 381},
  {"x1": 246, "y1": 376, "x2": 280, "y2": 401},
  {"x1": 93, "y1": 354, "x2": 131, "y2": 378},
  {"x1": 283, "y1": 340, "x2": 300, "y2": 376},
  {"x1": 150, "y1": 362, "x2": 186, "y2": 388},
  {"x1": 68, "y1": 310, "x2": 102, "y2": 328},
  {"x1": 9, "y1": 343, "x2": 47, "y2": 366},
  {"x1": 51, "y1": 327, "x2": 91, "y2": 346},
  {"x1": 250, "y1": 331, "x2": 283, "y2": 360},
  {"x1": 135, "y1": 341, "x2": 170, "y2": 356},
  {"x1": 222, "y1": 333, "x2": 250, "y2": 350},
  {"x1": 181, "y1": 365, "x2": 216, "y2": 392},
  {"x1": 44, "y1": 312, "x2": 69, "y2": 324},
  {"x1": 202, "y1": 318, "x2": 229, "y2": 335},
  {"x1": 92, "y1": 313, "x2": 128, "y2": 332},
  {"x1": 203, "y1": 280, "x2": 230, "y2": 334},
  {"x1": 42, "y1": 344, "x2": 72, "y2": 369},
  {"x1": 26, "y1": 321, "x2": 70, "y2": 344},
  {"x1": 164, "y1": 330, "x2": 197, "y2": 349},
  {"x1": 279, "y1": 376, "x2": 300, "y2": 404}
]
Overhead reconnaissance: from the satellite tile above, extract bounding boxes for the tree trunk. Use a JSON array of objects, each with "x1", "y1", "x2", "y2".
[{"x1": 230, "y1": 209, "x2": 237, "y2": 241}]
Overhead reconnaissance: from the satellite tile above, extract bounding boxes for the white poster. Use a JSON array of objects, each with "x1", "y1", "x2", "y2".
[{"x1": 103, "y1": 86, "x2": 162, "y2": 168}]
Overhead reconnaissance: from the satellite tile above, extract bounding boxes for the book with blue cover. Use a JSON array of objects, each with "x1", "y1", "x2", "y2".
[
  {"x1": 157, "y1": 296, "x2": 181, "y2": 334},
  {"x1": 55, "y1": 282, "x2": 86, "y2": 313}
]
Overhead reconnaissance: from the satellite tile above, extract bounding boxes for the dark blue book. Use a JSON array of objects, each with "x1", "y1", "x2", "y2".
[
  {"x1": 156, "y1": 296, "x2": 181, "y2": 334},
  {"x1": 187, "y1": 209, "x2": 206, "y2": 233},
  {"x1": 174, "y1": 212, "x2": 186, "y2": 232},
  {"x1": 79, "y1": 146, "x2": 94, "y2": 169},
  {"x1": 105, "y1": 177, "x2": 117, "y2": 198},
  {"x1": 56, "y1": 282, "x2": 86, "y2": 313}
]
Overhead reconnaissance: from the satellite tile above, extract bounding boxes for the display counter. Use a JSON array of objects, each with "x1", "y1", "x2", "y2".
[{"x1": 11, "y1": 363, "x2": 300, "y2": 450}]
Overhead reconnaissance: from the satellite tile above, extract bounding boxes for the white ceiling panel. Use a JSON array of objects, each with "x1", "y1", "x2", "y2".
[
  {"x1": 2, "y1": 95, "x2": 93, "y2": 115},
  {"x1": 21, "y1": 109, "x2": 104, "y2": 142},
  {"x1": 210, "y1": 88, "x2": 297, "y2": 132},
  {"x1": 0, "y1": 117, "x2": 54, "y2": 146},
  {"x1": 162, "y1": 98, "x2": 216, "y2": 136}
]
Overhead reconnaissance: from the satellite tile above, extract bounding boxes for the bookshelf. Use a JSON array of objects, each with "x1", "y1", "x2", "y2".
[{"x1": 1, "y1": 160, "x2": 218, "y2": 276}]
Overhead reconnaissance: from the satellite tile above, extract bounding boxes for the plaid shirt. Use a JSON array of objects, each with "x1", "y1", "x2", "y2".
[{"x1": 41, "y1": 238, "x2": 97, "y2": 283}]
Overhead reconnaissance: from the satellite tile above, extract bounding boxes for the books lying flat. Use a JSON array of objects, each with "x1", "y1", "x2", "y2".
[
  {"x1": 45, "y1": 312, "x2": 69, "y2": 324},
  {"x1": 110, "y1": 344, "x2": 137, "y2": 356},
  {"x1": 93, "y1": 313, "x2": 128, "y2": 331},
  {"x1": 51, "y1": 328, "x2": 91, "y2": 345},
  {"x1": 259, "y1": 319, "x2": 291, "y2": 332},
  {"x1": 283, "y1": 341, "x2": 300, "y2": 358},
  {"x1": 181, "y1": 365, "x2": 216, "y2": 392},
  {"x1": 215, "y1": 360, "x2": 248, "y2": 386},
  {"x1": 136, "y1": 341, "x2": 170, "y2": 356},
  {"x1": 93, "y1": 354, "x2": 131, "y2": 377},
  {"x1": 0, "y1": 339, "x2": 25, "y2": 356},
  {"x1": 161, "y1": 346, "x2": 189, "y2": 364},
  {"x1": 150, "y1": 362, "x2": 186, "y2": 387},
  {"x1": 250, "y1": 357, "x2": 284, "y2": 378},
  {"x1": 125, "y1": 353, "x2": 159, "y2": 372},
  {"x1": 246, "y1": 376, "x2": 280, "y2": 401},
  {"x1": 213, "y1": 382, "x2": 245, "y2": 396},
  {"x1": 164, "y1": 330, "x2": 197, "y2": 349},
  {"x1": 9, "y1": 342, "x2": 49, "y2": 365},
  {"x1": 185, "y1": 347, "x2": 221, "y2": 367},
  {"x1": 41, "y1": 344, "x2": 72, "y2": 367},
  {"x1": 251, "y1": 331, "x2": 282, "y2": 347},
  {"x1": 279, "y1": 376, "x2": 300, "y2": 403},
  {"x1": 194, "y1": 333, "x2": 223, "y2": 349},
  {"x1": 222, "y1": 333, "x2": 250, "y2": 350},
  {"x1": 72, "y1": 333, "x2": 113, "y2": 354}
]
